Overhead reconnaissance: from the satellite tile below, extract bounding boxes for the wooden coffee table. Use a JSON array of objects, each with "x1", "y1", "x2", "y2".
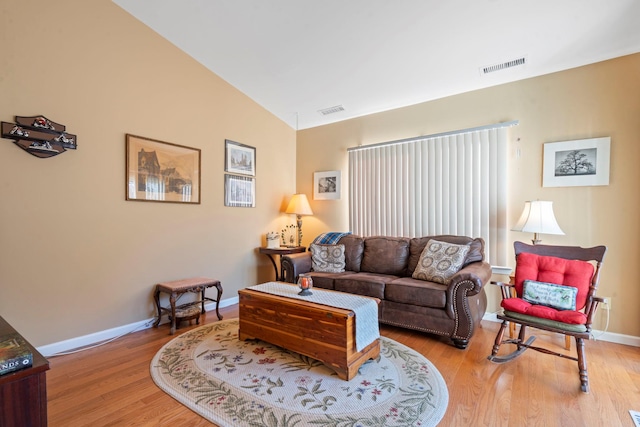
[{"x1": 238, "y1": 284, "x2": 380, "y2": 380}]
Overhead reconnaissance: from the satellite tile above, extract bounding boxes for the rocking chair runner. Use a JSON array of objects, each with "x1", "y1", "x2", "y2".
[{"x1": 488, "y1": 241, "x2": 607, "y2": 393}]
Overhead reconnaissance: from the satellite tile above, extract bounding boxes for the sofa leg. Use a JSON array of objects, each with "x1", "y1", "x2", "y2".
[{"x1": 452, "y1": 339, "x2": 469, "y2": 349}]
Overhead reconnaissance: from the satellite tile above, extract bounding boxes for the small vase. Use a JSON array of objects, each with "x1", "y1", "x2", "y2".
[{"x1": 297, "y1": 274, "x2": 313, "y2": 296}]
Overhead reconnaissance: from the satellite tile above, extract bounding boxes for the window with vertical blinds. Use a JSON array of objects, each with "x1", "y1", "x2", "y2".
[{"x1": 348, "y1": 122, "x2": 516, "y2": 266}]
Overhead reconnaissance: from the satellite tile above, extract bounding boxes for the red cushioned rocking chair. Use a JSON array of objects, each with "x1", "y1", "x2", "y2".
[{"x1": 488, "y1": 241, "x2": 607, "y2": 393}]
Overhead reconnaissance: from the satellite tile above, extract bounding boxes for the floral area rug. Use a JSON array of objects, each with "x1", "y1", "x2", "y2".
[{"x1": 150, "y1": 319, "x2": 448, "y2": 426}]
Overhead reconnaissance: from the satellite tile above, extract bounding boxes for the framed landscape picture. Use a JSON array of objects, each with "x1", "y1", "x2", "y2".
[
  {"x1": 313, "y1": 170, "x2": 341, "y2": 200},
  {"x1": 125, "y1": 134, "x2": 200, "y2": 204},
  {"x1": 225, "y1": 139, "x2": 256, "y2": 176},
  {"x1": 224, "y1": 174, "x2": 255, "y2": 207},
  {"x1": 543, "y1": 137, "x2": 610, "y2": 187}
]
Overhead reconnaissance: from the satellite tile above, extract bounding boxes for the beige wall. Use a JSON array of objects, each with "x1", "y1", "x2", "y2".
[
  {"x1": 0, "y1": 0, "x2": 297, "y2": 346},
  {"x1": 2, "y1": 0, "x2": 637, "y2": 347},
  {"x1": 297, "y1": 53, "x2": 640, "y2": 338}
]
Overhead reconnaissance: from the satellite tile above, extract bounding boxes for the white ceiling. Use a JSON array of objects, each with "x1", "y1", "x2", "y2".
[{"x1": 113, "y1": 0, "x2": 640, "y2": 130}]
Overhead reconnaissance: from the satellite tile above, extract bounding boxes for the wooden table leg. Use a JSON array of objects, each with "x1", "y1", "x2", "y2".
[
  {"x1": 153, "y1": 287, "x2": 162, "y2": 328},
  {"x1": 264, "y1": 253, "x2": 280, "y2": 280},
  {"x1": 169, "y1": 292, "x2": 177, "y2": 335},
  {"x1": 214, "y1": 282, "x2": 223, "y2": 320}
]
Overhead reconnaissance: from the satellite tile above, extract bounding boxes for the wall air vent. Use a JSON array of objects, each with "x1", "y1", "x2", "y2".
[
  {"x1": 481, "y1": 57, "x2": 526, "y2": 75},
  {"x1": 318, "y1": 105, "x2": 345, "y2": 115}
]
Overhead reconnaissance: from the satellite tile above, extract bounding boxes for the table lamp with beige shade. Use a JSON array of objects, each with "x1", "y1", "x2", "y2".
[{"x1": 285, "y1": 194, "x2": 313, "y2": 247}]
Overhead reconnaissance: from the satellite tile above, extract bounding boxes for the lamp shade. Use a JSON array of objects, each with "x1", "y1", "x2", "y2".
[
  {"x1": 285, "y1": 194, "x2": 313, "y2": 216},
  {"x1": 512, "y1": 201, "x2": 564, "y2": 235}
]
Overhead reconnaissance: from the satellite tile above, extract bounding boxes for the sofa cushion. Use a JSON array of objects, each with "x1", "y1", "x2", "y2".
[
  {"x1": 306, "y1": 271, "x2": 345, "y2": 290},
  {"x1": 408, "y1": 235, "x2": 484, "y2": 274},
  {"x1": 338, "y1": 234, "x2": 365, "y2": 272},
  {"x1": 334, "y1": 272, "x2": 395, "y2": 300},
  {"x1": 360, "y1": 236, "x2": 410, "y2": 275},
  {"x1": 412, "y1": 240, "x2": 470, "y2": 284},
  {"x1": 385, "y1": 277, "x2": 447, "y2": 308},
  {"x1": 310, "y1": 243, "x2": 346, "y2": 273}
]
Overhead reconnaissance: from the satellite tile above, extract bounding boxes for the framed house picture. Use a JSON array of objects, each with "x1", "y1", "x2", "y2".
[
  {"x1": 125, "y1": 134, "x2": 200, "y2": 204},
  {"x1": 225, "y1": 139, "x2": 256, "y2": 176},
  {"x1": 224, "y1": 174, "x2": 255, "y2": 207},
  {"x1": 543, "y1": 137, "x2": 611, "y2": 187},
  {"x1": 313, "y1": 170, "x2": 341, "y2": 200}
]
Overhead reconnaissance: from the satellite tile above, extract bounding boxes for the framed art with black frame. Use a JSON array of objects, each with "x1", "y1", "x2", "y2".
[
  {"x1": 224, "y1": 174, "x2": 255, "y2": 207},
  {"x1": 225, "y1": 139, "x2": 256, "y2": 176},
  {"x1": 125, "y1": 134, "x2": 201, "y2": 204},
  {"x1": 543, "y1": 137, "x2": 610, "y2": 187}
]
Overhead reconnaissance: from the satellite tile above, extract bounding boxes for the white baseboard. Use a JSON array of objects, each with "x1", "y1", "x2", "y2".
[
  {"x1": 37, "y1": 296, "x2": 239, "y2": 357},
  {"x1": 482, "y1": 312, "x2": 501, "y2": 323},
  {"x1": 590, "y1": 330, "x2": 640, "y2": 347},
  {"x1": 482, "y1": 312, "x2": 640, "y2": 348}
]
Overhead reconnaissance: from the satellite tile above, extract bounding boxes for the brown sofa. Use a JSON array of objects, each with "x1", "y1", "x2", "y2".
[{"x1": 282, "y1": 234, "x2": 491, "y2": 349}]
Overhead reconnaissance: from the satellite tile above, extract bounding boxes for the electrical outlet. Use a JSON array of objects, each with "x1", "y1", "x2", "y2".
[{"x1": 602, "y1": 297, "x2": 611, "y2": 310}]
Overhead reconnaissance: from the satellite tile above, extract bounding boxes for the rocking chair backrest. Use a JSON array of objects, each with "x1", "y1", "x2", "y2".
[{"x1": 513, "y1": 242, "x2": 607, "y2": 312}]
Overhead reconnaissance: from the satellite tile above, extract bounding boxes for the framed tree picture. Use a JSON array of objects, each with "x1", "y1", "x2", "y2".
[
  {"x1": 125, "y1": 134, "x2": 200, "y2": 204},
  {"x1": 225, "y1": 139, "x2": 256, "y2": 176},
  {"x1": 543, "y1": 137, "x2": 610, "y2": 187}
]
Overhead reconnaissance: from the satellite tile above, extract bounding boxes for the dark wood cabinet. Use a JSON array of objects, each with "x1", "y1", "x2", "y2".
[{"x1": 0, "y1": 316, "x2": 49, "y2": 427}]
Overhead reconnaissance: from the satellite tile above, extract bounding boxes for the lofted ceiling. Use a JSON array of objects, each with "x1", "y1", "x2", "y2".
[{"x1": 113, "y1": 0, "x2": 640, "y2": 130}]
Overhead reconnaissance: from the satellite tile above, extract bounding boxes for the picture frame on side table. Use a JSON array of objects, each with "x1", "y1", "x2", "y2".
[
  {"x1": 224, "y1": 174, "x2": 255, "y2": 207},
  {"x1": 313, "y1": 170, "x2": 341, "y2": 200},
  {"x1": 225, "y1": 139, "x2": 256, "y2": 176},
  {"x1": 125, "y1": 134, "x2": 201, "y2": 204},
  {"x1": 543, "y1": 137, "x2": 611, "y2": 187}
]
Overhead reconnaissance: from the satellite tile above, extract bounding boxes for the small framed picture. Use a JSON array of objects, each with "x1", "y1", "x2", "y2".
[
  {"x1": 543, "y1": 137, "x2": 611, "y2": 187},
  {"x1": 314, "y1": 170, "x2": 341, "y2": 200},
  {"x1": 224, "y1": 174, "x2": 255, "y2": 207},
  {"x1": 125, "y1": 134, "x2": 200, "y2": 204},
  {"x1": 225, "y1": 139, "x2": 256, "y2": 176}
]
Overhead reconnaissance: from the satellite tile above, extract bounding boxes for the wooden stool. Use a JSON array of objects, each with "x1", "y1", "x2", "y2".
[{"x1": 153, "y1": 277, "x2": 223, "y2": 334}]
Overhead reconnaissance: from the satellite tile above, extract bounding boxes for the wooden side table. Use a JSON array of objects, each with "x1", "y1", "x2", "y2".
[
  {"x1": 259, "y1": 246, "x2": 305, "y2": 281},
  {"x1": 0, "y1": 316, "x2": 49, "y2": 427},
  {"x1": 153, "y1": 277, "x2": 223, "y2": 334}
]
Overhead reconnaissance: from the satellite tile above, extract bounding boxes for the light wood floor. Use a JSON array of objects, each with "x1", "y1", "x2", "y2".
[{"x1": 47, "y1": 305, "x2": 640, "y2": 426}]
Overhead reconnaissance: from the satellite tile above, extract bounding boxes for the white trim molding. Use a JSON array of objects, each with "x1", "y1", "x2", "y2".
[{"x1": 37, "y1": 296, "x2": 239, "y2": 357}]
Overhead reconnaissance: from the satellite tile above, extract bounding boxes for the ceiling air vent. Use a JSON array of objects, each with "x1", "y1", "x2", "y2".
[
  {"x1": 318, "y1": 105, "x2": 345, "y2": 115},
  {"x1": 481, "y1": 57, "x2": 526, "y2": 75}
]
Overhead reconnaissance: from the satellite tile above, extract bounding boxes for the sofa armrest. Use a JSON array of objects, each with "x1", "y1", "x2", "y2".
[
  {"x1": 445, "y1": 261, "x2": 492, "y2": 340},
  {"x1": 448, "y1": 261, "x2": 492, "y2": 296},
  {"x1": 281, "y1": 252, "x2": 312, "y2": 283}
]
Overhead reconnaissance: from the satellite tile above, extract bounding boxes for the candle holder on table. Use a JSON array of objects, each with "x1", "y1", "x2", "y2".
[{"x1": 297, "y1": 274, "x2": 313, "y2": 296}]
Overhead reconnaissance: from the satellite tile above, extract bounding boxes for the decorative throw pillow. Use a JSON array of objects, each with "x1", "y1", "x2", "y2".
[
  {"x1": 412, "y1": 240, "x2": 470, "y2": 284},
  {"x1": 310, "y1": 243, "x2": 346, "y2": 273},
  {"x1": 522, "y1": 280, "x2": 578, "y2": 311}
]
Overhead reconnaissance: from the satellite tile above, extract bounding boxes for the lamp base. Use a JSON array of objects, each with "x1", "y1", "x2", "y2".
[
  {"x1": 296, "y1": 215, "x2": 303, "y2": 247},
  {"x1": 532, "y1": 232, "x2": 541, "y2": 245}
]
